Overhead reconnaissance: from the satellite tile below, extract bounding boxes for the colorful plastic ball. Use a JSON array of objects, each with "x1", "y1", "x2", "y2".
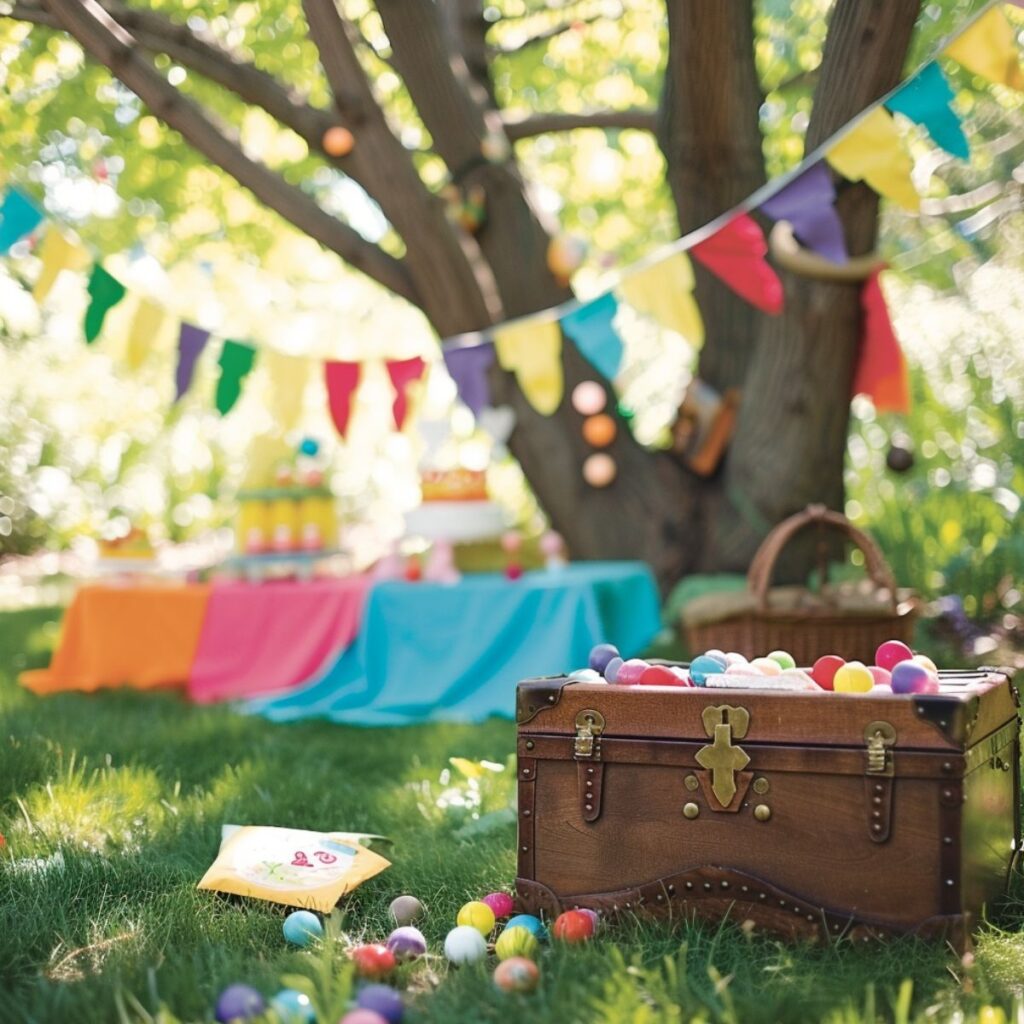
[
  {"x1": 283, "y1": 910, "x2": 323, "y2": 947},
  {"x1": 355, "y1": 984, "x2": 403, "y2": 1024},
  {"x1": 588, "y1": 643, "x2": 620, "y2": 673},
  {"x1": 750, "y1": 657, "x2": 783, "y2": 676},
  {"x1": 493, "y1": 956, "x2": 540, "y2": 994},
  {"x1": 640, "y1": 665, "x2": 686, "y2": 687},
  {"x1": 868, "y1": 666, "x2": 893, "y2": 688},
  {"x1": 913, "y1": 653, "x2": 939, "y2": 675},
  {"x1": 298, "y1": 437, "x2": 320, "y2": 457},
  {"x1": 875, "y1": 640, "x2": 913, "y2": 672},
  {"x1": 615, "y1": 658, "x2": 650, "y2": 685},
  {"x1": 444, "y1": 925, "x2": 488, "y2": 965},
  {"x1": 582, "y1": 453, "x2": 616, "y2": 488},
  {"x1": 568, "y1": 667, "x2": 601, "y2": 681},
  {"x1": 269, "y1": 988, "x2": 315, "y2": 1024},
  {"x1": 891, "y1": 660, "x2": 939, "y2": 695},
  {"x1": 388, "y1": 895, "x2": 424, "y2": 925},
  {"x1": 688, "y1": 655, "x2": 727, "y2": 686},
  {"x1": 505, "y1": 913, "x2": 546, "y2": 938},
  {"x1": 811, "y1": 655, "x2": 845, "y2": 691},
  {"x1": 571, "y1": 380, "x2": 606, "y2": 416},
  {"x1": 495, "y1": 926, "x2": 540, "y2": 961},
  {"x1": 577, "y1": 908, "x2": 599, "y2": 930},
  {"x1": 724, "y1": 652, "x2": 748, "y2": 667},
  {"x1": 767, "y1": 650, "x2": 796, "y2": 671},
  {"x1": 323, "y1": 125, "x2": 355, "y2": 157},
  {"x1": 215, "y1": 984, "x2": 265, "y2": 1023},
  {"x1": 702, "y1": 650, "x2": 728, "y2": 668},
  {"x1": 482, "y1": 892, "x2": 515, "y2": 919},
  {"x1": 457, "y1": 900, "x2": 496, "y2": 936},
  {"x1": 582, "y1": 414, "x2": 617, "y2": 448},
  {"x1": 385, "y1": 926, "x2": 427, "y2": 961},
  {"x1": 833, "y1": 661, "x2": 874, "y2": 693},
  {"x1": 551, "y1": 909, "x2": 596, "y2": 944},
  {"x1": 350, "y1": 944, "x2": 397, "y2": 980},
  {"x1": 603, "y1": 656, "x2": 624, "y2": 683},
  {"x1": 339, "y1": 1012, "x2": 389, "y2": 1024}
]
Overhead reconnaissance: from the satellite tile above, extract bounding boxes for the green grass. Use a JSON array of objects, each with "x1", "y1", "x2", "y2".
[{"x1": 2, "y1": 606, "x2": 1023, "y2": 1024}]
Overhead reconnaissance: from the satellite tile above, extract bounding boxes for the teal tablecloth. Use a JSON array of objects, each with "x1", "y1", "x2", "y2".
[{"x1": 246, "y1": 561, "x2": 660, "y2": 726}]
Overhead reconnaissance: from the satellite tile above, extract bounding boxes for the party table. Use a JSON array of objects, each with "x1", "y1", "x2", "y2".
[{"x1": 246, "y1": 561, "x2": 661, "y2": 726}]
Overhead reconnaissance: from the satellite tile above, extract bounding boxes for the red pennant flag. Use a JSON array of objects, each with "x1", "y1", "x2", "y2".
[
  {"x1": 324, "y1": 361, "x2": 362, "y2": 438},
  {"x1": 853, "y1": 270, "x2": 909, "y2": 414},
  {"x1": 690, "y1": 213, "x2": 784, "y2": 314},
  {"x1": 386, "y1": 356, "x2": 426, "y2": 429}
]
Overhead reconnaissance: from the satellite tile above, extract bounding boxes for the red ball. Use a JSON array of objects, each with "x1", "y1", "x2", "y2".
[
  {"x1": 350, "y1": 944, "x2": 397, "y2": 980},
  {"x1": 811, "y1": 655, "x2": 845, "y2": 691},
  {"x1": 639, "y1": 665, "x2": 687, "y2": 687},
  {"x1": 505, "y1": 563, "x2": 523, "y2": 581},
  {"x1": 875, "y1": 640, "x2": 913, "y2": 672},
  {"x1": 552, "y1": 909, "x2": 595, "y2": 944}
]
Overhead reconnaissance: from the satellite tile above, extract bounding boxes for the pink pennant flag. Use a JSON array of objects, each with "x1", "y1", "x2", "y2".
[
  {"x1": 385, "y1": 356, "x2": 426, "y2": 429},
  {"x1": 853, "y1": 270, "x2": 909, "y2": 414},
  {"x1": 690, "y1": 213, "x2": 784, "y2": 314},
  {"x1": 324, "y1": 361, "x2": 362, "y2": 438}
]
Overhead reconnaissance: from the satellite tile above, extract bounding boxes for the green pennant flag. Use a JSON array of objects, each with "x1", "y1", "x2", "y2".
[
  {"x1": 215, "y1": 339, "x2": 257, "y2": 414},
  {"x1": 83, "y1": 264, "x2": 127, "y2": 343}
]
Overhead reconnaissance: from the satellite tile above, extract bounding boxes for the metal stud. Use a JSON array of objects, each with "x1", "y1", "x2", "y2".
[
  {"x1": 656, "y1": 894, "x2": 665, "y2": 902},
  {"x1": 946, "y1": 879, "x2": 956, "y2": 887},
  {"x1": 548, "y1": 695, "x2": 556, "y2": 703},
  {"x1": 585, "y1": 803, "x2": 593, "y2": 812},
  {"x1": 872, "y1": 796, "x2": 882, "y2": 806},
  {"x1": 668, "y1": 885, "x2": 676, "y2": 894},
  {"x1": 759, "y1": 893, "x2": 767, "y2": 900},
  {"x1": 586, "y1": 780, "x2": 593, "y2": 788},
  {"x1": 683, "y1": 802, "x2": 700, "y2": 820},
  {"x1": 704, "y1": 883, "x2": 712, "y2": 891},
  {"x1": 684, "y1": 774, "x2": 700, "y2": 792},
  {"x1": 522, "y1": 768, "x2": 531, "y2": 777},
  {"x1": 721, "y1": 881, "x2": 730, "y2": 890},
  {"x1": 525, "y1": 740, "x2": 535, "y2": 750},
  {"x1": 941, "y1": 761, "x2": 953, "y2": 773},
  {"x1": 874, "y1": 783, "x2": 884, "y2": 793},
  {"x1": 753, "y1": 804, "x2": 772, "y2": 822},
  {"x1": 943, "y1": 836, "x2": 953, "y2": 845},
  {"x1": 521, "y1": 845, "x2": 528, "y2": 852},
  {"x1": 741, "y1": 885, "x2": 749, "y2": 893},
  {"x1": 684, "y1": 882, "x2": 692, "y2": 890},
  {"x1": 523, "y1": 809, "x2": 532, "y2": 817},
  {"x1": 587, "y1": 767, "x2": 594, "y2": 775},
  {"x1": 753, "y1": 777, "x2": 770, "y2": 795}
]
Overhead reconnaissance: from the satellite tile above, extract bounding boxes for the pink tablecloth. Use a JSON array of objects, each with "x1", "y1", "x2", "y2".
[{"x1": 188, "y1": 577, "x2": 368, "y2": 704}]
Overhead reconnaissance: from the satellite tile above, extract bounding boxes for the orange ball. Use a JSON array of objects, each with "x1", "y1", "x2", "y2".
[
  {"x1": 582, "y1": 414, "x2": 616, "y2": 448},
  {"x1": 323, "y1": 126, "x2": 355, "y2": 157},
  {"x1": 551, "y1": 910, "x2": 595, "y2": 944}
]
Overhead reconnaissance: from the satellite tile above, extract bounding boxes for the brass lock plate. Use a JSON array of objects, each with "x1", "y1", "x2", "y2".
[
  {"x1": 695, "y1": 705, "x2": 751, "y2": 808},
  {"x1": 864, "y1": 720, "x2": 896, "y2": 776},
  {"x1": 574, "y1": 709, "x2": 605, "y2": 759}
]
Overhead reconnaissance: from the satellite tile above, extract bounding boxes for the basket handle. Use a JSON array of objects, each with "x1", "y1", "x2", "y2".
[{"x1": 746, "y1": 504, "x2": 897, "y2": 612}]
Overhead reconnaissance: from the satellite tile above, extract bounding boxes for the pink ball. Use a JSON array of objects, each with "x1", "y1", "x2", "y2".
[
  {"x1": 482, "y1": 892, "x2": 515, "y2": 919},
  {"x1": 639, "y1": 665, "x2": 686, "y2": 687},
  {"x1": 875, "y1": 640, "x2": 913, "y2": 672},
  {"x1": 340, "y1": 1013, "x2": 390, "y2": 1024},
  {"x1": 891, "y1": 660, "x2": 938, "y2": 694},
  {"x1": 868, "y1": 666, "x2": 892, "y2": 688},
  {"x1": 616, "y1": 659, "x2": 649, "y2": 685}
]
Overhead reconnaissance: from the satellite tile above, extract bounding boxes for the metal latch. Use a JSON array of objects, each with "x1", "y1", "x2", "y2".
[
  {"x1": 574, "y1": 709, "x2": 605, "y2": 760},
  {"x1": 864, "y1": 721, "x2": 896, "y2": 775},
  {"x1": 695, "y1": 705, "x2": 751, "y2": 808}
]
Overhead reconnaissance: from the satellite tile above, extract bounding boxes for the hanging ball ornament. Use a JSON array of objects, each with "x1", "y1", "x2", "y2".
[
  {"x1": 582, "y1": 414, "x2": 617, "y2": 448},
  {"x1": 323, "y1": 125, "x2": 355, "y2": 157},
  {"x1": 571, "y1": 381, "x2": 607, "y2": 416},
  {"x1": 547, "y1": 233, "x2": 588, "y2": 285},
  {"x1": 582, "y1": 453, "x2": 616, "y2": 488}
]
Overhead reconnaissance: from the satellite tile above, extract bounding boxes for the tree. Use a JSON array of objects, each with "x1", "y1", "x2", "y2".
[{"x1": 3, "y1": 0, "x2": 946, "y2": 588}]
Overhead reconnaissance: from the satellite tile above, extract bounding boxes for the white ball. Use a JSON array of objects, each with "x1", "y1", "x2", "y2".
[
  {"x1": 568, "y1": 668, "x2": 601, "y2": 681},
  {"x1": 444, "y1": 925, "x2": 488, "y2": 965}
]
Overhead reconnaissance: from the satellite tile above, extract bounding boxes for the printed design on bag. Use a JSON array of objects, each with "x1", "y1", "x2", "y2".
[{"x1": 234, "y1": 833, "x2": 358, "y2": 891}]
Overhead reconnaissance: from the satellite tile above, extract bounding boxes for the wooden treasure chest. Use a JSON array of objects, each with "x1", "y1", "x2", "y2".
[{"x1": 514, "y1": 669, "x2": 1019, "y2": 949}]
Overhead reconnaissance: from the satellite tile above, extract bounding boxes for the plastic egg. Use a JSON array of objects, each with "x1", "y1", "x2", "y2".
[
  {"x1": 505, "y1": 913, "x2": 546, "y2": 937},
  {"x1": 495, "y1": 925, "x2": 540, "y2": 961},
  {"x1": 833, "y1": 661, "x2": 874, "y2": 693},
  {"x1": 350, "y1": 944, "x2": 396, "y2": 980},
  {"x1": 493, "y1": 956, "x2": 540, "y2": 993},
  {"x1": 551, "y1": 909, "x2": 596, "y2": 943},
  {"x1": 215, "y1": 985, "x2": 265, "y2": 1023},
  {"x1": 724, "y1": 652, "x2": 748, "y2": 667},
  {"x1": 913, "y1": 653, "x2": 939, "y2": 675},
  {"x1": 283, "y1": 910, "x2": 323, "y2": 947},
  {"x1": 868, "y1": 666, "x2": 892, "y2": 688},
  {"x1": 811, "y1": 655, "x2": 845, "y2": 691},
  {"x1": 875, "y1": 640, "x2": 913, "y2": 672},
  {"x1": 603, "y1": 656, "x2": 624, "y2": 683},
  {"x1": 750, "y1": 657, "x2": 783, "y2": 677},
  {"x1": 269, "y1": 988, "x2": 315, "y2": 1024},
  {"x1": 355, "y1": 984, "x2": 403, "y2": 1024},
  {"x1": 704, "y1": 649, "x2": 728, "y2": 665},
  {"x1": 688, "y1": 655, "x2": 727, "y2": 686},
  {"x1": 444, "y1": 925, "x2": 488, "y2": 964},
  {"x1": 388, "y1": 895, "x2": 424, "y2": 925},
  {"x1": 588, "y1": 643, "x2": 620, "y2": 673},
  {"x1": 339, "y1": 1012, "x2": 389, "y2": 1024},
  {"x1": 568, "y1": 668, "x2": 601, "y2": 681},
  {"x1": 767, "y1": 650, "x2": 796, "y2": 670},
  {"x1": 481, "y1": 891, "x2": 515, "y2": 919},
  {"x1": 639, "y1": 665, "x2": 686, "y2": 687},
  {"x1": 457, "y1": 900, "x2": 496, "y2": 936},
  {"x1": 582, "y1": 414, "x2": 617, "y2": 448},
  {"x1": 385, "y1": 926, "x2": 427, "y2": 961},
  {"x1": 615, "y1": 659, "x2": 650, "y2": 685},
  {"x1": 891, "y1": 660, "x2": 939, "y2": 694}
]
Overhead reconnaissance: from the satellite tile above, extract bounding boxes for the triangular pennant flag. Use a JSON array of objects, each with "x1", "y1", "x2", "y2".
[
  {"x1": 494, "y1": 319, "x2": 563, "y2": 416},
  {"x1": 0, "y1": 188, "x2": 44, "y2": 254},
  {"x1": 886, "y1": 62, "x2": 969, "y2": 159},
  {"x1": 83, "y1": 264, "x2": 127, "y2": 344},
  {"x1": 826, "y1": 107, "x2": 921, "y2": 212},
  {"x1": 385, "y1": 356, "x2": 427, "y2": 430},
  {"x1": 690, "y1": 213, "x2": 784, "y2": 314},
  {"x1": 560, "y1": 292, "x2": 624, "y2": 381},
  {"x1": 617, "y1": 251, "x2": 705, "y2": 345},
  {"x1": 264, "y1": 349, "x2": 311, "y2": 431},
  {"x1": 759, "y1": 162, "x2": 848, "y2": 264},
  {"x1": 123, "y1": 299, "x2": 167, "y2": 370},
  {"x1": 175, "y1": 323, "x2": 210, "y2": 400},
  {"x1": 442, "y1": 342, "x2": 495, "y2": 416},
  {"x1": 32, "y1": 228, "x2": 89, "y2": 302},
  {"x1": 324, "y1": 361, "x2": 362, "y2": 438},
  {"x1": 944, "y1": 7, "x2": 1024, "y2": 91},
  {"x1": 853, "y1": 269, "x2": 910, "y2": 414},
  {"x1": 216, "y1": 340, "x2": 258, "y2": 415}
]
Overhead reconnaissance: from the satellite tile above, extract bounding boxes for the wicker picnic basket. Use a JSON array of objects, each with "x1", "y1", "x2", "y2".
[{"x1": 682, "y1": 504, "x2": 917, "y2": 664}]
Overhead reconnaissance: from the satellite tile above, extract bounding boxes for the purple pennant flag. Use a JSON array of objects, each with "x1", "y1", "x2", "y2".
[
  {"x1": 443, "y1": 341, "x2": 495, "y2": 416},
  {"x1": 175, "y1": 322, "x2": 210, "y2": 401},
  {"x1": 759, "y1": 162, "x2": 848, "y2": 265}
]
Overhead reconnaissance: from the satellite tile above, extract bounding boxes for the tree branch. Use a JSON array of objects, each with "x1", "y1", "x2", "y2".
[
  {"x1": 38, "y1": 0, "x2": 419, "y2": 304},
  {"x1": 491, "y1": 11, "x2": 612, "y2": 55},
  {"x1": 503, "y1": 107, "x2": 656, "y2": 141}
]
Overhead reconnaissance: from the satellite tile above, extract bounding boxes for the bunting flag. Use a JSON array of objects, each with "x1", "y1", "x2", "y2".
[
  {"x1": 216, "y1": 340, "x2": 258, "y2": 415},
  {"x1": 0, "y1": 188, "x2": 43, "y2": 254},
  {"x1": 853, "y1": 269, "x2": 910, "y2": 414},
  {"x1": 494, "y1": 319, "x2": 563, "y2": 415},
  {"x1": 174, "y1": 323, "x2": 210, "y2": 400},
  {"x1": 263, "y1": 349, "x2": 310, "y2": 431},
  {"x1": 324, "y1": 361, "x2": 361, "y2": 438},
  {"x1": 759, "y1": 162, "x2": 848, "y2": 264},
  {"x1": 83, "y1": 264, "x2": 127, "y2": 344},
  {"x1": 123, "y1": 298, "x2": 167, "y2": 370},
  {"x1": 691, "y1": 213, "x2": 784, "y2": 314},
  {"x1": 617, "y1": 251, "x2": 704, "y2": 345},
  {"x1": 443, "y1": 341, "x2": 495, "y2": 416},
  {"x1": 560, "y1": 292, "x2": 623, "y2": 380},
  {"x1": 32, "y1": 228, "x2": 89, "y2": 302},
  {"x1": 826, "y1": 107, "x2": 921, "y2": 212},
  {"x1": 887, "y1": 62, "x2": 969, "y2": 159},
  {"x1": 944, "y1": 6, "x2": 1024, "y2": 91},
  {"x1": 385, "y1": 356, "x2": 427, "y2": 430}
]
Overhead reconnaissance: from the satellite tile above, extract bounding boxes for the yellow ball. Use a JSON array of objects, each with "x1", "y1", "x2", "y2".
[
  {"x1": 495, "y1": 926, "x2": 540, "y2": 962},
  {"x1": 913, "y1": 653, "x2": 938, "y2": 674},
  {"x1": 833, "y1": 661, "x2": 874, "y2": 693},
  {"x1": 456, "y1": 900, "x2": 496, "y2": 936}
]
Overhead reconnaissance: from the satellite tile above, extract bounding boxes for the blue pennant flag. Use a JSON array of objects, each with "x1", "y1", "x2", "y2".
[
  {"x1": 886, "y1": 62, "x2": 969, "y2": 160},
  {"x1": 0, "y1": 188, "x2": 44, "y2": 254},
  {"x1": 560, "y1": 292, "x2": 623, "y2": 381}
]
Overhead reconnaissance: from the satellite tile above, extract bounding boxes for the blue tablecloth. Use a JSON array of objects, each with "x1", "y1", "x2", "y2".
[{"x1": 245, "y1": 561, "x2": 660, "y2": 726}]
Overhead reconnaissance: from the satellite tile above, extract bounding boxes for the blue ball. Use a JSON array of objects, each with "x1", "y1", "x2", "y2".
[
  {"x1": 283, "y1": 910, "x2": 323, "y2": 947},
  {"x1": 689, "y1": 655, "x2": 727, "y2": 687},
  {"x1": 269, "y1": 988, "x2": 315, "y2": 1024},
  {"x1": 604, "y1": 656, "x2": 624, "y2": 683},
  {"x1": 506, "y1": 913, "x2": 547, "y2": 939},
  {"x1": 588, "y1": 643, "x2": 620, "y2": 673},
  {"x1": 356, "y1": 983, "x2": 404, "y2": 1023},
  {"x1": 298, "y1": 437, "x2": 320, "y2": 457},
  {"x1": 215, "y1": 984, "x2": 265, "y2": 1022}
]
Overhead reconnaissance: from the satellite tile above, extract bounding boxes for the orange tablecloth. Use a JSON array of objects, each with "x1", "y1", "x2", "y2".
[{"x1": 20, "y1": 583, "x2": 211, "y2": 694}]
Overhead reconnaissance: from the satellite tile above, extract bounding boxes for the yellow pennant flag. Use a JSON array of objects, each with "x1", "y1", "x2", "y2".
[
  {"x1": 494, "y1": 318, "x2": 563, "y2": 416},
  {"x1": 263, "y1": 348, "x2": 310, "y2": 431},
  {"x1": 123, "y1": 298, "x2": 168, "y2": 370},
  {"x1": 944, "y1": 7, "x2": 1024, "y2": 92},
  {"x1": 826, "y1": 107, "x2": 921, "y2": 212},
  {"x1": 32, "y1": 228, "x2": 89, "y2": 302},
  {"x1": 617, "y1": 251, "x2": 705, "y2": 346}
]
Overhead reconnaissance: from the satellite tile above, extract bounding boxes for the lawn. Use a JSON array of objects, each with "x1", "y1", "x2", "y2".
[{"x1": 2, "y1": 605, "x2": 1023, "y2": 1024}]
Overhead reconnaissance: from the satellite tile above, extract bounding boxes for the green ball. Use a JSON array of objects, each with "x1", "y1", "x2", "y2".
[
  {"x1": 767, "y1": 650, "x2": 796, "y2": 670},
  {"x1": 495, "y1": 926, "x2": 540, "y2": 962}
]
